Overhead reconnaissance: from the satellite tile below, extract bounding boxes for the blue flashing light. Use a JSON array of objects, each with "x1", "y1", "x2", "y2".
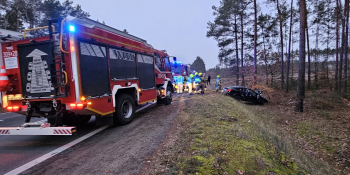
[{"x1": 69, "y1": 25, "x2": 75, "y2": 32}]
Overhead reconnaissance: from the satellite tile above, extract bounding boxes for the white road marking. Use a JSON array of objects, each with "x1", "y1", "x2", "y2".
[
  {"x1": 4, "y1": 101, "x2": 156, "y2": 175},
  {"x1": 0, "y1": 120, "x2": 3, "y2": 122},
  {"x1": 4, "y1": 125, "x2": 109, "y2": 175},
  {"x1": 0, "y1": 112, "x2": 11, "y2": 115}
]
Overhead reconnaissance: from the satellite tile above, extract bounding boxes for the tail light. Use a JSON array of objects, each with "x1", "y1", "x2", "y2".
[
  {"x1": 6, "y1": 106, "x2": 20, "y2": 112},
  {"x1": 227, "y1": 89, "x2": 232, "y2": 92},
  {"x1": 69, "y1": 103, "x2": 85, "y2": 110}
]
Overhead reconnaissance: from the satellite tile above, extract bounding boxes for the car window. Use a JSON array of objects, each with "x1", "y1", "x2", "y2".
[{"x1": 249, "y1": 89, "x2": 257, "y2": 96}]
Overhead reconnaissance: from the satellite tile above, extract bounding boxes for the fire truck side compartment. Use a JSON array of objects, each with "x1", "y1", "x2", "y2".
[
  {"x1": 78, "y1": 40, "x2": 110, "y2": 97},
  {"x1": 108, "y1": 47, "x2": 137, "y2": 79}
]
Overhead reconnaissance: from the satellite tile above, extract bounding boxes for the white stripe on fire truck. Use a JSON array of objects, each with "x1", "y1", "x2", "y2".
[{"x1": 0, "y1": 76, "x2": 9, "y2": 80}]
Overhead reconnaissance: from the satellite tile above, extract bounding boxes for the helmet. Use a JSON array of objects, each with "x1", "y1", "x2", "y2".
[
  {"x1": 195, "y1": 72, "x2": 198, "y2": 75},
  {"x1": 183, "y1": 72, "x2": 186, "y2": 76},
  {"x1": 190, "y1": 74, "x2": 194, "y2": 78},
  {"x1": 217, "y1": 75, "x2": 220, "y2": 78},
  {"x1": 199, "y1": 73, "x2": 202, "y2": 76}
]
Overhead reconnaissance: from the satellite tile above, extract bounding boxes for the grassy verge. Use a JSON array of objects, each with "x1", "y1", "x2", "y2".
[{"x1": 166, "y1": 93, "x2": 307, "y2": 175}]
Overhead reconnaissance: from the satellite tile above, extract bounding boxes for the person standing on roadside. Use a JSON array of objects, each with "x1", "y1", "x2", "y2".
[
  {"x1": 194, "y1": 72, "x2": 201, "y2": 94},
  {"x1": 207, "y1": 74, "x2": 211, "y2": 87}
]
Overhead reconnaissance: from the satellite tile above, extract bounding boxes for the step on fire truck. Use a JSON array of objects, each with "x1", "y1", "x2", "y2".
[{"x1": 0, "y1": 17, "x2": 175, "y2": 135}]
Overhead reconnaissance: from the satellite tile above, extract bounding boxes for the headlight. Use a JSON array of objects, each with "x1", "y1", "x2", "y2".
[{"x1": 221, "y1": 90, "x2": 223, "y2": 93}]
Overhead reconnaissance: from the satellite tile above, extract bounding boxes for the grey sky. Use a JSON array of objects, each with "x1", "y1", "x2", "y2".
[{"x1": 70, "y1": 0, "x2": 221, "y2": 69}]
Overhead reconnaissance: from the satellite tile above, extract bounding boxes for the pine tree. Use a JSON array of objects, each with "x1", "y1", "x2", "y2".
[
  {"x1": 286, "y1": 0, "x2": 293, "y2": 93},
  {"x1": 191, "y1": 56, "x2": 206, "y2": 73},
  {"x1": 296, "y1": 0, "x2": 307, "y2": 112}
]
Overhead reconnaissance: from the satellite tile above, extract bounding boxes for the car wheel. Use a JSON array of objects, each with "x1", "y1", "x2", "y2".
[{"x1": 114, "y1": 94, "x2": 135, "y2": 125}]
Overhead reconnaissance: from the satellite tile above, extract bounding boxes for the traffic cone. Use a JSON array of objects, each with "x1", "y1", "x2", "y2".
[{"x1": 0, "y1": 66, "x2": 9, "y2": 90}]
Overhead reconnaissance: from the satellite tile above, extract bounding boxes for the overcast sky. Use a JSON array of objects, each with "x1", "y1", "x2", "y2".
[{"x1": 69, "y1": 0, "x2": 221, "y2": 69}]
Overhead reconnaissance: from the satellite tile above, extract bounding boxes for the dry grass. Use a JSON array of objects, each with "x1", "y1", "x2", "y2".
[{"x1": 242, "y1": 83, "x2": 350, "y2": 174}]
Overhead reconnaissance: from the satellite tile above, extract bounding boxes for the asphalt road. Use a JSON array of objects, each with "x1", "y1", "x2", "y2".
[
  {"x1": 0, "y1": 112, "x2": 101, "y2": 175},
  {"x1": 0, "y1": 94, "x2": 191, "y2": 175}
]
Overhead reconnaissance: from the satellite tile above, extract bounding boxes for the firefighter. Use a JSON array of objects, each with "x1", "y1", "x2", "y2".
[
  {"x1": 183, "y1": 72, "x2": 189, "y2": 92},
  {"x1": 187, "y1": 74, "x2": 194, "y2": 94},
  {"x1": 194, "y1": 72, "x2": 201, "y2": 94},
  {"x1": 202, "y1": 73, "x2": 208, "y2": 91},
  {"x1": 199, "y1": 73, "x2": 206, "y2": 94},
  {"x1": 177, "y1": 74, "x2": 184, "y2": 93},
  {"x1": 215, "y1": 75, "x2": 222, "y2": 92},
  {"x1": 172, "y1": 73, "x2": 177, "y2": 93}
]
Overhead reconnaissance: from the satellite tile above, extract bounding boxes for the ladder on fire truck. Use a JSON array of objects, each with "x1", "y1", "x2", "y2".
[{"x1": 48, "y1": 18, "x2": 68, "y2": 98}]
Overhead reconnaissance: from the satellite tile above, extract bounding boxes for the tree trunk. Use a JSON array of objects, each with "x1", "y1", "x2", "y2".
[
  {"x1": 263, "y1": 31, "x2": 268, "y2": 85},
  {"x1": 286, "y1": 0, "x2": 293, "y2": 93},
  {"x1": 306, "y1": 22, "x2": 311, "y2": 89},
  {"x1": 277, "y1": 0, "x2": 284, "y2": 89},
  {"x1": 235, "y1": 16, "x2": 239, "y2": 86},
  {"x1": 296, "y1": 0, "x2": 306, "y2": 112},
  {"x1": 241, "y1": 11, "x2": 245, "y2": 86},
  {"x1": 340, "y1": 0, "x2": 345, "y2": 93},
  {"x1": 336, "y1": 0, "x2": 340, "y2": 91},
  {"x1": 315, "y1": 23, "x2": 319, "y2": 88},
  {"x1": 343, "y1": 0, "x2": 349, "y2": 94},
  {"x1": 253, "y1": 0, "x2": 257, "y2": 85}
]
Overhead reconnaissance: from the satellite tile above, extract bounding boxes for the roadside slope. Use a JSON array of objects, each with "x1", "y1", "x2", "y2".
[{"x1": 141, "y1": 93, "x2": 327, "y2": 174}]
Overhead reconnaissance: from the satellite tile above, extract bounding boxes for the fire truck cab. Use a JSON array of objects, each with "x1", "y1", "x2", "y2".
[{"x1": 0, "y1": 17, "x2": 174, "y2": 135}]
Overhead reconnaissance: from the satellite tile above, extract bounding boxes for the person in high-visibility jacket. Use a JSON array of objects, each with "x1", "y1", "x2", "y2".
[
  {"x1": 187, "y1": 74, "x2": 194, "y2": 94},
  {"x1": 176, "y1": 74, "x2": 184, "y2": 93},
  {"x1": 215, "y1": 75, "x2": 222, "y2": 92},
  {"x1": 183, "y1": 72, "x2": 189, "y2": 92},
  {"x1": 194, "y1": 72, "x2": 201, "y2": 93}
]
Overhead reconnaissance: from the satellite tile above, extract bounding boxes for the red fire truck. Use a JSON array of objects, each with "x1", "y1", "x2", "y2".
[{"x1": 0, "y1": 17, "x2": 175, "y2": 135}]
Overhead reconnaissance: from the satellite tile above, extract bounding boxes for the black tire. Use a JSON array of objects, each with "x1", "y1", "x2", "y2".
[
  {"x1": 164, "y1": 85, "x2": 173, "y2": 105},
  {"x1": 62, "y1": 112, "x2": 91, "y2": 126},
  {"x1": 114, "y1": 94, "x2": 135, "y2": 125}
]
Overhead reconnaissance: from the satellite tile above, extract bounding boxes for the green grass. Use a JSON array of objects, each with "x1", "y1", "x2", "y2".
[{"x1": 171, "y1": 94, "x2": 305, "y2": 175}]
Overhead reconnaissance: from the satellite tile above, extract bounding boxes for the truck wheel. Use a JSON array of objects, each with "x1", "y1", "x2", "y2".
[
  {"x1": 63, "y1": 112, "x2": 91, "y2": 126},
  {"x1": 114, "y1": 94, "x2": 135, "y2": 125},
  {"x1": 164, "y1": 85, "x2": 173, "y2": 105}
]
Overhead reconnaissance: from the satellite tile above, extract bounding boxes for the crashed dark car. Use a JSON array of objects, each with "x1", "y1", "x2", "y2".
[{"x1": 222, "y1": 86, "x2": 268, "y2": 105}]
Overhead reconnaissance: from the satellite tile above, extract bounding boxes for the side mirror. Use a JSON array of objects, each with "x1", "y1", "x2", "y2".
[{"x1": 173, "y1": 57, "x2": 177, "y2": 62}]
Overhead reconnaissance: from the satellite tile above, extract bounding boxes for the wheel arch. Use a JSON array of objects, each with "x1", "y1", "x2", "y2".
[{"x1": 112, "y1": 84, "x2": 139, "y2": 107}]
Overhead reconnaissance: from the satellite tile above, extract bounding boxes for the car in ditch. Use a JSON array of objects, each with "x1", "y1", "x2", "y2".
[{"x1": 222, "y1": 86, "x2": 268, "y2": 105}]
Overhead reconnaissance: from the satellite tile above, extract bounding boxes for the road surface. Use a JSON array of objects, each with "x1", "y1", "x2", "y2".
[{"x1": 0, "y1": 94, "x2": 187, "y2": 175}]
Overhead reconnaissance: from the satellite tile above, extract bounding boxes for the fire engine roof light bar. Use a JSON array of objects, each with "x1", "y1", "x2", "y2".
[{"x1": 69, "y1": 25, "x2": 75, "y2": 32}]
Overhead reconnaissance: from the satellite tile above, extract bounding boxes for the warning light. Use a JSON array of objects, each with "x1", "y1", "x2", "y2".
[
  {"x1": 71, "y1": 46, "x2": 74, "y2": 52},
  {"x1": 138, "y1": 88, "x2": 142, "y2": 92},
  {"x1": 81, "y1": 96, "x2": 86, "y2": 101},
  {"x1": 87, "y1": 102, "x2": 92, "y2": 105},
  {"x1": 69, "y1": 25, "x2": 75, "y2": 32}
]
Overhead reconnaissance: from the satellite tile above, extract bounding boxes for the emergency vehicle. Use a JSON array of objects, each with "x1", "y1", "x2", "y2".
[
  {"x1": 0, "y1": 17, "x2": 174, "y2": 135},
  {"x1": 171, "y1": 61, "x2": 190, "y2": 77}
]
